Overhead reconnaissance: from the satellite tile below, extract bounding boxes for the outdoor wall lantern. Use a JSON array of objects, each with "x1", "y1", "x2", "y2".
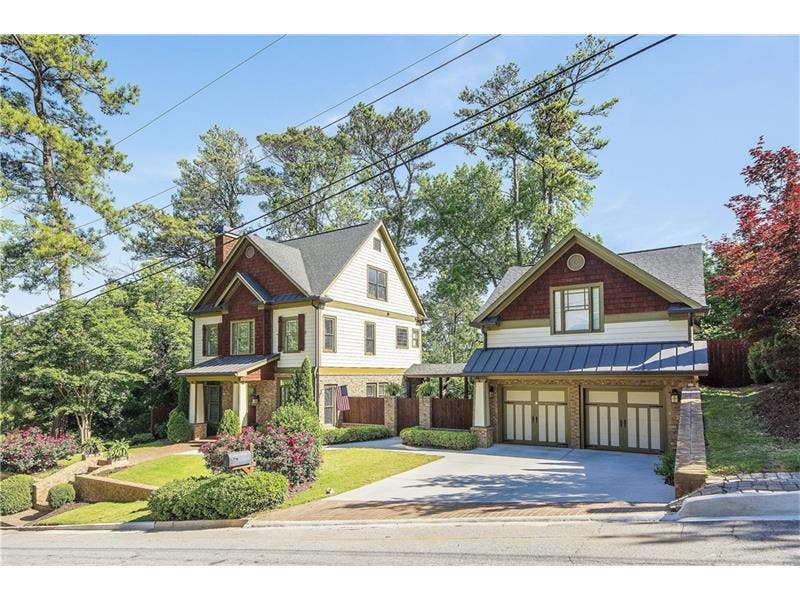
[
  {"x1": 249, "y1": 395, "x2": 260, "y2": 406},
  {"x1": 670, "y1": 389, "x2": 680, "y2": 403}
]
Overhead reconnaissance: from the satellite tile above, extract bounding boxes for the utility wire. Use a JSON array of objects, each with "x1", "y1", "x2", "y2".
[
  {"x1": 5, "y1": 34, "x2": 672, "y2": 324},
  {"x1": 68, "y1": 34, "x2": 497, "y2": 236}
]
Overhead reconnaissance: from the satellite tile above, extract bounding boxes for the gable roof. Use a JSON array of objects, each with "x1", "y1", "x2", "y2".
[
  {"x1": 474, "y1": 230, "x2": 706, "y2": 322},
  {"x1": 247, "y1": 236, "x2": 311, "y2": 293}
]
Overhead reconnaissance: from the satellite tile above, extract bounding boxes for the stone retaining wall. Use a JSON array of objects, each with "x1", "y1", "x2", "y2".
[
  {"x1": 31, "y1": 457, "x2": 99, "y2": 510},
  {"x1": 73, "y1": 474, "x2": 157, "y2": 503},
  {"x1": 673, "y1": 386, "x2": 707, "y2": 499}
]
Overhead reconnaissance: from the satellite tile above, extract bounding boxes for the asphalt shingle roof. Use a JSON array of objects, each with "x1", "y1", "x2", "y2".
[
  {"x1": 405, "y1": 363, "x2": 467, "y2": 378},
  {"x1": 176, "y1": 354, "x2": 279, "y2": 377},
  {"x1": 247, "y1": 236, "x2": 311, "y2": 293},
  {"x1": 463, "y1": 341, "x2": 708, "y2": 375}
]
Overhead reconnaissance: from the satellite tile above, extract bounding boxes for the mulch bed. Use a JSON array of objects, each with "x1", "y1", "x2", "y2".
[{"x1": 754, "y1": 383, "x2": 800, "y2": 440}]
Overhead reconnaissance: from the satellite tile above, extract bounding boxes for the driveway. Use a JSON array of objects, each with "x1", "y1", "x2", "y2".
[{"x1": 328, "y1": 438, "x2": 673, "y2": 505}]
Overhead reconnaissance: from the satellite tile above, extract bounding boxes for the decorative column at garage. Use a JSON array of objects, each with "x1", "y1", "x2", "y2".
[
  {"x1": 471, "y1": 379, "x2": 493, "y2": 447},
  {"x1": 418, "y1": 396, "x2": 432, "y2": 429},
  {"x1": 188, "y1": 382, "x2": 207, "y2": 440},
  {"x1": 232, "y1": 380, "x2": 249, "y2": 426}
]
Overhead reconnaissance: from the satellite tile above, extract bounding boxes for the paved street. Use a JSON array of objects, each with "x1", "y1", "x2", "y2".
[{"x1": 2, "y1": 518, "x2": 798, "y2": 565}]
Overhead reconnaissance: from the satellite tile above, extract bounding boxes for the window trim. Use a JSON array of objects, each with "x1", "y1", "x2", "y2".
[
  {"x1": 411, "y1": 328, "x2": 420, "y2": 349},
  {"x1": 323, "y1": 315, "x2": 337, "y2": 353},
  {"x1": 230, "y1": 319, "x2": 255, "y2": 355},
  {"x1": 282, "y1": 316, "x2": 300, "y2": 353},
  {"x1": 278, "y1": 378, "x2": 291, "y2": 405},
  {"x1": 364, "y1": 321, "x2": 376, "y2": 355},
  {"x1": 550, "y1": 282, "x2": 604, "y2": 334},
  {"x1": 395, "y1": 325, "x2": 409, "y2": 349},
  {"x1": 323, "y1": 385, "x2": 337, "y2": 425},
  {"x1": 202, "y1": 323, "x2": 219, "y2": 357},
  {"x1": 366, "y1": 383, "x2": 378, "y2": 397},
  {"x1": 366, "y1": 265, "x2": 388, "y2": 301}
]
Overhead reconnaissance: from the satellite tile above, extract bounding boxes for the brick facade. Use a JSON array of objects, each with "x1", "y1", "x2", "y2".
[
  {"x1": 484, "y1": 375, "x2": 694, "y2": 451},
  {"x1": 499, "y1": 242, "x2": 670, "y2": 321}
]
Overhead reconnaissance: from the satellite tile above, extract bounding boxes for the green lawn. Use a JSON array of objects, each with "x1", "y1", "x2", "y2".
[
  {"x1": 107, "y1": 454, "x2": 209, "y2": 486},
  {"x1": 703, "y1": 387, "x2": 800, "y2": 475},
  {"x1": 38, "y1": 448, "x2": 438, "y2": 525}
]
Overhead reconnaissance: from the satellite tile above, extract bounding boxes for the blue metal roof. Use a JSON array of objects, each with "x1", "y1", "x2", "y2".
[{"x1": 464, "y1": 341, "x2": 708, "y2": 375}]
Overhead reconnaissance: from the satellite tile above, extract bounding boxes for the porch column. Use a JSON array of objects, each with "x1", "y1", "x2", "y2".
[
  {"x1": 189, "y1": 382, "x2": 207, "y2": 440},
  {"x1": 470, "y1": 379, "x2": 493, "y2": 448},
  {"x1": 233, "y1": 380, "x2": 248, "y2": 426}
]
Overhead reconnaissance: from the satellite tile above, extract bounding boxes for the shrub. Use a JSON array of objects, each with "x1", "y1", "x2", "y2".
[
  {"x1": 655, "y1": 452, "x2": 676, "y2": 486},
  {"x1": 106, "y1": 439, "x2": 130, "y2": 461},
  {"x1": 47, "y1": 483, "x2": 76, "y2": 509},
  {"x1": 80, "y1": 437, "x2": 105, "y2": 456},
  {"x1": 256, "y1": 425, "x2": 321, "y2": 486},
  {"x1": 323, "y1": 425, "x2": 391, "y2": 445},
  {"x1": 0, "y1": 474, "x2": 33, "y2": 515},
  {"x1": 384, "y1": 382, "x2": 403, "y2": 396},
  {"x1": 129, "y1": 432, "x2": 155, "y2": 446},
  {"x1": 200, "y1": 427, "x2": 263, "y2": 473},
  {"x1": 153, "y1": 422, "x2": 167, "y2": 439},
  {"x1": 147, "y1": 471, "x2": 289, "y2": 520},
  {"x1": 267, "y1": 403, "x2": 322, "y2": 447},
  {"x1": 218, "y1": 409, "x2": 242, "y2": 437},
  {"x1": 747, "y1": 339, "x2": 773, "y2": 384},
  {"x1": 166, "y1": 408, "x2": 191, "y2": 443},
  {"x1": 0, "y1": 428, "x2": 79, "y2": 474},
  {"x1": 415, "y1": 380, "x2": 438, "y2": 397},
  {"x1": 400, "y1": 427, "x2": 478, "y2": 451}
]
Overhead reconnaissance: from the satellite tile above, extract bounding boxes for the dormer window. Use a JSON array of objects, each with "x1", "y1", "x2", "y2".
[
  {"x1": 552, "y1": 284, "x2": 603, "y2": 334},
  {"x1": 367, "y1": 266, "x2": 387, "y2": 301}
]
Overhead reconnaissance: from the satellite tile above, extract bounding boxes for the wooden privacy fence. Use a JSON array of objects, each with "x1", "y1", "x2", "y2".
[
  {"x1": 700, "y1": 339, "x2": 752, "y2": 388},
  {"x1": 432, "y1": 396, "x2": 472, "y2": 430},
  {"x1": 341, "y1": 396, "x2": 384, "y2": 425},
  {"x1": 397, "y1": 397, "x2": 419, "y2": 431}
]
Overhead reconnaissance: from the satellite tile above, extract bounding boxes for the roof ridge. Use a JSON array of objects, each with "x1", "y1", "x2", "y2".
[
  {"x1": 619, "y1": 242, "x2": 703, "y2": 255},
  {"x1": 264, "y1": 220, "x2": 380, "y2": 244}
]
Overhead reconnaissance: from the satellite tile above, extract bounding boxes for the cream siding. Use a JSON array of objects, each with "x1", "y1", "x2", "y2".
[
  {"x1": 324, "y1": 232, "x2": 418, "y2": 316},
  {"x1": 193, "y1": 315, "x2": 222, "y2": 364},
  {"x1": 272, "y1": 305, "x2": 316, "y2": 369},
  {"x1": 318, "y1": 306, "x2": 421, "y2": 369},
  {"x1": 486, "y1": 319, "x2": 688, "y2": 348}
]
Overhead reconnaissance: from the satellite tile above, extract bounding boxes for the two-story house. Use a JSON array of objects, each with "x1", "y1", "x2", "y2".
[
  {"x1": 464, "y1": 229, "x2": 709, "y2": 453},
  {"x1": 177, "y1": 221, "x2": 425, "y2": 438}
]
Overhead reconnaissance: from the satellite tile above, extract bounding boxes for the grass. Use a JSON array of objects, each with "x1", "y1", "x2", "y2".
[
  {"x1": 703, "y1": 386, "x2": 800, "y2": 475},
  {"x1": 38, "y1": 448, "x2": 438, "y2": 525},
  {"x1": 107, "y1": 454, "x2": 209, "y2": 487},
  {"x1": 37, "y1": 501, "x2": 151, "y2": 525},
  {"x1": 128, "y1": 439, "x2": 172, "y2": 455},
  {"x1": 276, "y1": 448, "x2": 440, "y2": 509}
]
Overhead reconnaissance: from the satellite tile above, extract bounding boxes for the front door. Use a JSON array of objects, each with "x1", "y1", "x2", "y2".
[
  {"x1": 503, "y1": 387, "x2": 568, "y2": 446},
  {"x1": 204, "y1": 383, "x2": 221, "y2": 435},
  {"x1": 584, "y1": 388, "x2": 664, "y2": 453}
]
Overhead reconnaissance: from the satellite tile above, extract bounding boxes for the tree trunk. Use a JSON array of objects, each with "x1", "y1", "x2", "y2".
[
  {"x1": 542, "y1": 188, "x2": 556, "y2": 253},
  {"x1": 75, "y1": 413, "x2": 91, "y2": 443},
  {"x1": 512, "y1": 157, "x2": 522, "y2": 265},
  {"x1": 30, "y1": 49, "x2": 73, "y2": 299}
]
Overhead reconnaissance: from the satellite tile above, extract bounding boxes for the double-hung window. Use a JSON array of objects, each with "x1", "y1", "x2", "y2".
[
  {"x1": 323, "y1": 386, "x2": 336, "y2": 425},
  {"x1": 411, "y1": 328, "x2": 420, "y2": 348},
  {"x1": 552, "y1": 285, "x2": 603, "y2": 334},
  {"x1": 396, "y1": 326, "x2": 409, "y2": 349},
  {"x1": 367, "y1": 266, "x2": 387, "y2": 300},
  {"x1": 364, "y1": 321, "x2": 376, "y2": 355},
  {"x1": 323, "y1": 316, "x2": 336, "y2": 352},
  {"x1": 231, "y1": 320, "x2": 255, "y2": 355},
  {"x1": 283, "y1": 317, "x2": 299, "y2": 353},
  {"x1": 202, "y1": 323, "x2": 218, "y2": 356}
]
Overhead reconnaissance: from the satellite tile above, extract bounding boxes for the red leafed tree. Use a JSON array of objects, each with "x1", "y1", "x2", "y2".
[{"x1": 710, "y1": 138, "x2": 800, "y2": 381}]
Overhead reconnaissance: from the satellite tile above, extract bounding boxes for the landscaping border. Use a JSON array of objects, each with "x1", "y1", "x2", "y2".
[{"x1": 673, "y1": 386, "x2": 707, "y2": 498}]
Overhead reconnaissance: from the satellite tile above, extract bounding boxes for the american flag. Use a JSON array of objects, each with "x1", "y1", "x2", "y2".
[{"x1": 335, "y1": 385, "x2": 350, "y2": 411}]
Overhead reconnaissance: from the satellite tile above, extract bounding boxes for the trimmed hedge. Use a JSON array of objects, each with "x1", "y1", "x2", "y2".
[
  {"x1": 47, "y1": 483, "x2": 76, "y2": 509},
  {"x1": 218, "y1": 409, "x2": 242, "y2": 437},
  {"x1": 0, "y1": 474, "x2": 33, "y2": 515},
  {"x1": 167, "y1": 408, "x2": 191, "y2": 443},
  {"x1": 400, "y1": 427, "x2": 478, "y2": 451},
  {"x1": 148, "y1": 471, "x2": 289, "y2": 520},
  {"x1": 323, "y1": 425, "x2": 391, "y2": 445}
]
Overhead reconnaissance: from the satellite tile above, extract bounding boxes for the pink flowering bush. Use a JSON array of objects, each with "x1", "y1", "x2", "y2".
[
  {"x1": 199, "y1": 426, "x2": 263, "y2": 473},
  {"x1": 255, "y1": 425, "x2": 321, "y2": 487},
  {"x1": 0, "y1": 428, "x2": 79, "y2": 474}
]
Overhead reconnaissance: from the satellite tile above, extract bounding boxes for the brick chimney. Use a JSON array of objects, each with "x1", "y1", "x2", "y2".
[{"x1": 214, "y1": 226, "x2": 239, "y2": 271}]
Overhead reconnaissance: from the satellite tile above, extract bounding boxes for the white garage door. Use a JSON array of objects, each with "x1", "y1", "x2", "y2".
[{"x1": 584, "y1": 388, "x2": 663, "y2": 453}]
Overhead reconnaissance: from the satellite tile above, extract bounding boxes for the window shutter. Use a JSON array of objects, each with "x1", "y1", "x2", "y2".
[
  {"x1": 278, "y1": 316, "x2": 284, "y2": 352},
  {"x1": 201, "y1": 324, "x2": 207, "y2": 355},
  {"x1": 298, "y1": 313, "x2": 305, "y2": 352}
]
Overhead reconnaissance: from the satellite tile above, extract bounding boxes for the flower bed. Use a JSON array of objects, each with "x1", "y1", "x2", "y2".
[{"x1": 0, "y1": 428, "x2": 79, "y2": 474}]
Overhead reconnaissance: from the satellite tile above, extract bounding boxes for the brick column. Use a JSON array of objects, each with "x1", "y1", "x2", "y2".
[
  {"x1": 419, "y1": 396, "x2": 432, "y2": 429},
  {"x1": 384, "y1": 396, "x2": 398, "y2": 436}
]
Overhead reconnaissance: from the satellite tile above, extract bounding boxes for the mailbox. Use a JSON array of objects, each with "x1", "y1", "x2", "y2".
[{"x1": 223, "y1": 450, "x2": 253, "y2": 471}]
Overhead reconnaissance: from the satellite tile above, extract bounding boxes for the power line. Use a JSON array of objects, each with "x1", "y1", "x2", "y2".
[
  {"x1": 66, "y1": 34, "x2": 495, "y2": 237},
  {"x1": 115, "y1": 35, "x2": 286, "y2": 145},
  {"x1": 3, "y1": 34, "x2": 670, "y2": 325}
]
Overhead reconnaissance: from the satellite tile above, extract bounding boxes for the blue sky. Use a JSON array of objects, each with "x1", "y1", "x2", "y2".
[{"x1": 3, "y1": 34, "x2": 798, "y2": 313}]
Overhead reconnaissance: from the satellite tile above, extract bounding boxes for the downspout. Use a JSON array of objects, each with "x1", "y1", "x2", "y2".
[
  {"x1": 312, "y1": 301, "x2": 322, "y2": 404},
  {"x1": 189, "y1": 316, "x2": 196, "y2": 364}
]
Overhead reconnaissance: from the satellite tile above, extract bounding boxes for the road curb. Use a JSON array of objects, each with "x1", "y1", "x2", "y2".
[
  {"x1": 670, "y1": 490, "x2": 800, "y2": 522},
  {"x1": 0, "y1": 518, "x2": 248, "y2": 532}
]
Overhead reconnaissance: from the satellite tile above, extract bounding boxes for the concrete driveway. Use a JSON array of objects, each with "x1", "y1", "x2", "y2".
[{"x1": 330, "y1": 438, "x2": 673, "y2": 505}]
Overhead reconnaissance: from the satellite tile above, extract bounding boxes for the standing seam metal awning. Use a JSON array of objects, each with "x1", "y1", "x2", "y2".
[{"x1": 463, "y1": 341, "x2": 708, "y2": 375}]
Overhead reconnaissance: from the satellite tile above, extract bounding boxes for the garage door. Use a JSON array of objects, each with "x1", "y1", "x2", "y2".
[
  {"x1": 503, "y1": 388, "x2": 567, "y2": 446},
  {"x1": 584, "y1": 389, "x2": 663, "y2": 453}
]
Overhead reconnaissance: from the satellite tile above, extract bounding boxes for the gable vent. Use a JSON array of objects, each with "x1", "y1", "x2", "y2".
[
  {"x1": 245, "y1": 246, "x2": 255, "y2": 259},
  {"x1": 567, "y1": 252, "x2": 585, "y2": 271}
]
